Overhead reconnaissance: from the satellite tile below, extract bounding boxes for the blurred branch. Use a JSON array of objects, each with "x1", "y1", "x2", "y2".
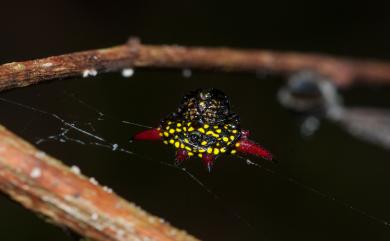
[
  {"x1": 1, "y1": 37, "x2": 390, "y2": 89},
  {"x1": 0, "y1": 124, "x2": 199, "y2": 241}
]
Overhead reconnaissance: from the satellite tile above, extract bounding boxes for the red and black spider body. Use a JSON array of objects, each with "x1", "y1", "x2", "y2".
[{"x1": 134, "y1": 89, "x2": 273, "y2": 171}]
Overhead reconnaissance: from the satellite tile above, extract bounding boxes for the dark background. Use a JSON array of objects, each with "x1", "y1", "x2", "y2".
[{"x1": 1, "y1": 1, "x2": 390, "y2": 241}]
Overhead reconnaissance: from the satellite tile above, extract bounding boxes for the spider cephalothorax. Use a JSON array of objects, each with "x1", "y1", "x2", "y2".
[
  {"x1": 134, "y1": 88, "x2": 273, "y2": 171},
  {"x1": 177, "y1": 88, "x2": 235, "y2": 125}
]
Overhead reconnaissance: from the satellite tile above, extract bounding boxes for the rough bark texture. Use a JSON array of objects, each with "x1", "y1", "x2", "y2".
[
  {"x1": 0, "y1": 124, "x2": 199, "y2": 241},
  {"x1": 1, "y1": 38, "x2": 390, "y2": 91}
]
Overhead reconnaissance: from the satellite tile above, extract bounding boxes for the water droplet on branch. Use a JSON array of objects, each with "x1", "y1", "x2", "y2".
[{"x1": 121, "y1": 68, "x2": 134, "y2": 78}]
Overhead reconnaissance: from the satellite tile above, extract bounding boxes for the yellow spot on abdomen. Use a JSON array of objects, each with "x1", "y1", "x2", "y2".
[{"x1": 174, "y1": 142, "x2": 180, "y2": 148}]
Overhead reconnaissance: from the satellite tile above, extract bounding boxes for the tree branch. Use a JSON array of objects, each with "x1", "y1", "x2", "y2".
[
  {"x1": 0, "y1": 124, "x2": 199, "y2": 241},
  {"x1": 1, "y1": 38, "x2": 390, "y2": 90}
]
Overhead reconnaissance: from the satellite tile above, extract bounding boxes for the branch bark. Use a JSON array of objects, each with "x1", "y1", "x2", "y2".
[
  {"x1": 0, "y1": 124, "x2": 199, "y2": 241},
  {"x1": 1, "y1": 38, "x2": 390, "y2": 90}
]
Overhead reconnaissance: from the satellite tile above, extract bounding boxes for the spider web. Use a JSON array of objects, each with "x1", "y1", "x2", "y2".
[
  {"x1": 0, "y1": 73, "x2": 390, "y2": 240},
  {"x1": 0, "y1": 92, "x2": 256, "y2": 235}
]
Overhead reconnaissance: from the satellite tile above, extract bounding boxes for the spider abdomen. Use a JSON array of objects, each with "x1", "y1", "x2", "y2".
[{"x1": 160, "y1": 120, "x2": 241, "y2": 157}]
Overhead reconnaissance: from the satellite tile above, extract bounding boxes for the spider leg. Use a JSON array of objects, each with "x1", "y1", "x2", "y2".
[
  {"x1": 175, "y1": 149, "x2": 189, "y2": 165},
  {"x1": 236, "y1": 138, "x2": 274, "y2": 161},
  {"x1": 201, "y1": 153, "x2": 215, "y2": 172},
  {"x1": 133, "y1": 128, "x2": 162, "y2": 141}
]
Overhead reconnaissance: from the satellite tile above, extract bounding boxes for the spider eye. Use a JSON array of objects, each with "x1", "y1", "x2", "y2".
[{"x1": 199, "y1": 90, "x2": 211, "y2": 100}]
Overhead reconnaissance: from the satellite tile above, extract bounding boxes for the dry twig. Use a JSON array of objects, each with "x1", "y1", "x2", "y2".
[
  {"x1": 0, "y1": 124, "x2": 199, "y2": 241},
  {"x1": 1, "y1": 38, "x2": 390, "y2": 90}
]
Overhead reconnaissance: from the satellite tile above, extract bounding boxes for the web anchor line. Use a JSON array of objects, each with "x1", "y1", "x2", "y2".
[{"x1": 237, "y1": 155, "x2": 390, "y2": 229}]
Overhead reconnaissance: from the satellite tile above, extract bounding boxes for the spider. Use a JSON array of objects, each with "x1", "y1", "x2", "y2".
[{"x1": 134, "y1": 88, "x2": 274, "y2": 171}]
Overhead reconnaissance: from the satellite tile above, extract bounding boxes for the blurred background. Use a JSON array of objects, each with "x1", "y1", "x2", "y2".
[{"x1": 1, "y1": 1, "x2": 390, "y2": 240}]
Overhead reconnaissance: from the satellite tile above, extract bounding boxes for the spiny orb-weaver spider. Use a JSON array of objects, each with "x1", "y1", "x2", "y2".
[{"x1": 134, "y1": 88, "x2": 274, "y2": 171}]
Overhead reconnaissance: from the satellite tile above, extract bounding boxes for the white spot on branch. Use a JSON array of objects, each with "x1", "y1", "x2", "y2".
[
  {"x1": 91, "y1": 213, "x2": 99, "y2": 221},
  {"x1": 42, "y1": 62, "x2": 53, "y2": 68},
  {"x1": 71, "y1": 165, "x2": 81, "y2": 174},
  {"x1": 89, "y1": 177, "x2": 99, "y2": 185},
  {"x1": 35, "y1": 151, "x2": 46, "y2": 159},
  {"x1": 82, "y1": 69, "x2": 98, "y2": 78},
  {"x1": 30, "y1": 167, "x2": 42, "y2": 178},
  {"x1": 121, "y1": 68, "x2": 134, "y2": 77},
  {"x1": 103, "y1": 186, "x2": 113, "y2": 193}
]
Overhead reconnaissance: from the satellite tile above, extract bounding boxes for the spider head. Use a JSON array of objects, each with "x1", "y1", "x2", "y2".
[{"x1": 177, "y1": 88, "x2": 236, "y2": 126}]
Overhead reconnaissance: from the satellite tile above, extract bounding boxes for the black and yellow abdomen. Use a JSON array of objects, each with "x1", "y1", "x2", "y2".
[{"x1": 160, "y1": 119, "x2": 241, "y2": 158}]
